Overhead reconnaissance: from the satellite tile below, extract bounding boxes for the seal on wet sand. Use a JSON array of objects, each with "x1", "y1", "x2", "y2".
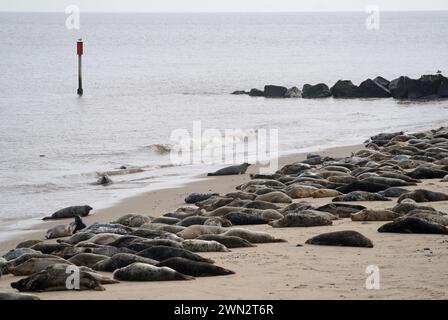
[
  {"x1": 207, "y1": 163, "x2": 251, "y2": 176},
  {"x1": 42, "y1": 205, "x2": 93, "y2": 220},
  {"x1": 305, "y1": 230, "x2": 374, "y2": 248}
]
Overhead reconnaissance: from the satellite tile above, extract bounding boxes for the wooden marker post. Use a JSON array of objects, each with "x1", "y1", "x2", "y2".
[{"x1": 77, "y1": 39, "x2": 83, "y2": 96}]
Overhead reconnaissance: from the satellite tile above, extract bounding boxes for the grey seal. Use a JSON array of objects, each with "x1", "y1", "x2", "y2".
[
  {"x1": 398, "y1": 189, "x2": 448, "y2": 203},
  {"x1": 270, "y1": 213, "x2": 332, "y2": 228},
  {"x1": 42, "y1": 205, "x2": 92, "y2": 220},
  {"x1": 207, "y1": 163, "x2": 251, "y2": 176},
  {"x1": 305, "y1": 230, "x2": 374, "y2": 248},
  {"x1": 332, "y1": 191, "x2": 391, "y2": 202},
  {"x1": 196, "y1": 235, "x2": 255, "y2": 248},
  {"x1": 378, "y1": 217, "x2": 448, "y2": 234},
  {"x1": 113, "y1": 262, "x2": 193, "y2": 281},
  {"x1": 93, "y1": 253, "x2": 158, "y2": 272},
  {"x1": 157, "y1": 257, "x2": 235, "y2": 277},
  {"x1": 137, "y1": 245, "x2": 214, "y2": 263}
]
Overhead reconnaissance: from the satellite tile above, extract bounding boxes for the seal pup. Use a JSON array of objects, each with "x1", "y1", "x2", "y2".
[
  {"x1": 185, "y1": 193, "x2": 219, "y2": 204},
  {"x1": 270, "y1": 213, "x2": 332, "y2": 228},
  {"x1": 378, "y1": 217, "x2": 448, "y2": 234},
  {"x1": 113, "y1": 263, "x2": 193, "y2": 281},
  {"x1": 93, "y1": 253, "x2": 158, "y2": 272},
  {"x1": 332, "y1": 191, "x2": 391, "y2": 202},
  {"x1": 351, "y1": 209, "x2": 401, "y2": 221},
  {"x1": 182, "y1": 240, "x2": 229, "y2": 252},
  {"x1": 42, "y1": 205, "x2": 92, "y2": 220},
  {"x1": 305, "y1": 231, "x2": 373, "y2": 248},
  {"x1": 157, "y1": 258, "x2": 235, "y2": 277},
  {"x1": 11, "y1": 267, "x2": 104, "y2": 292},
  {"x1": 222, "y1": 229, "x2": 286, "y2": 243},
  {"x1": 0, "y1": 292, "x2": 40, "y2": 300},
  {"x1": 398, "y1": 189, "x2": 448, "y2": 203},
  {"x1": 207, "y1": 163, "x2": 251, "y2": 176},
  {"x1": 137, "y1": 245, "x2": 214, "y2": 263},
  {"x1": 196, "y1": 235, "x2": 255, "y2": 248}
]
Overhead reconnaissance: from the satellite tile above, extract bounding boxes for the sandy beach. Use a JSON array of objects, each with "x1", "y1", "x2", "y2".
[{"x1": 1, "y1": 142, "x2": 447, "y2": 300}]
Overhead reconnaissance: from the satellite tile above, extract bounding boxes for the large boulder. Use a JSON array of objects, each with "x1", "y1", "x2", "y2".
[
  {"x1": 438, "y1": 76, "x2": 448, "y2": 97},
  {"x1": 249, "y1": 88, "x2": 264, "y2": 97},
  {"x1": 284, "y1": 87, "x2": 301, "y2": 98},
  {"x1": 416, "y1": 74, "x2": 443, "y2": 98},
  {"x1": 388, "y1": 76, "x2": 419, "y2": 99},
  {"x1": 330, "y1": 80, "x2": 359, "y2": 98},
  {"x1": 373, "y1": 76, "x2": 390, "y2": 88},
  {"x1": 264, "y1": 85, "x2": 288, "y2": 98},
  {"x1": 301, "y1": 83, "x2": 332, "y2": 98},
  {"x1": 356, "y1": 78, "x2": 391, "y2": 98}
]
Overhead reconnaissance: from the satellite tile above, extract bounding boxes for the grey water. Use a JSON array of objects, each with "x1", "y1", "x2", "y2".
[{"x1": 0, "y1": 11, "x2": 448, "y2": 230}]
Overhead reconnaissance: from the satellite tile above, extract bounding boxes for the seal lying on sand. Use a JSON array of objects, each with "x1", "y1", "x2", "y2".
[
  {"x1": 223, "y1": 212, "x2": 269, "y2": 225},
  {"x1": 11, "y1": 267, "x2": 105, "y2": 292},
  {"x1": 42, "y1": 205, "x2": 92, "y2": 220},
  {"x1": 68, "y1": 253, "x2": 109, "y2": 268},
  {"x1": 113, "y1": 262, "x2": 193, "y2": 281},
  {"x1": 82, "y1": 223, "x2": 133, "y2": 235},
  {"x1": 305, "y1": 231, "x2": 374, "y2": 248},
  {"x1": 196, "y1": 235, "x2": 255, "y2": 248},
  {"x1": 112, "y1": 214, "x2": 151, "y2": 228},
  {"x1": 137, "y1": 246, "x2": 214, "y2": 263},
  {"x1": 93, "y1": 253, "x2": 158, "y2": 272},
  {"x1": 9, "y1": 257, "x2": 72, "y2": 276},
  {"x1": 222, "y1": 229, "x2": 286, "y2": 243},
  {"x1": 378, "y1": 217, "x2": 448, "y2": 234},
  {"x1": 333, "y1": 191, "x2": 391, "y2": 202},
  {"x1": 45, "y1": 216, "x2": 85, "y2": 239},
  {"x1": 255, "y1": 191, "x2": 292, "y2": 203},
  {"x1": 351, "y1": 209, "x2": 401, "y2": 221},
  {"x1": 0, "y1": 292, "x2": 40, "y2": 300},
  {"x1": 157, "y1": 258, "x2": 234, "y2": 277},
  {"x1": 398, "y1": 189, "x2": 448, "y2": 203},
  {"x1": 2, "y1": 248, "x2": 39, "y2": 261},
  {"x1": 185, "y1": 193, "x2": 219, "y2": 204},
  {"x1": 176, "y1": 225, "x2": 226, "y2": 239},
  {"x1": 378, "y1": 187, "x2": 411, "y2": 198},
  {"x1": 316, "y1": 203, "x2": 366, "y2": 218},
  {"x1": 270, "y1": 213, "x2": 332, "y2": 228},
  {"x1": 207, "y1": 163, "x2": 251, "y2": 176},
  {"x1": 182, "y1": 240, "x2": 229, "y2": 252}
]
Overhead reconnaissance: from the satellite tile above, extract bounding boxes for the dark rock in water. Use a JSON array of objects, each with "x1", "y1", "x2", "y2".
[
  {"x1": 378, "y1": 217, "x2": 448, "y2": 234},
  {"x1": 264, "y1": 85, "x2": 288, "y2": 98},
  {"x1": 438, "y1": 77, "x2": 448, "y2": 97},
  {"x1": 417, "y1": 74, "x2": 443, "y2": 97},
  {"x1": 284, "y1": 87, "x2": 301, "y2": 98},
  {"x1": 407, "y1": 167, "x2": 447, "y2": 179},
  {"x1": 336, "y1": 181, "x2": 390, "y2": 194},
  {"x1": 97, "y1": 175, "x2": 113, "y2": 186},
  {"x1": 330, "y1": 80, "x2": 359, "y2": 98},
  {"x1": 398, "y1": 189, "x2": 448, "y2": 203},
  {"x1": 231, "y1": 90, "x2": 249, "y2": 95},
  {"x1": 185, "y1": 193, "x2": 219, "y2": 204},
  {"x1": 373, "y1": 76, "x2": 390, "y2": 88},
  {"x1": 356, "y1": 78, "x2": 391, "y2": 98},
  {"x1": 249, "y1": 88, "x2": 264, "y2": 97},
  {"x1": 301, "y1": 83, "x2": 332, "y2": 98},
  {"x1": 305, "y1": 230, "x2": 374, "y2": 248},
  {"x1": 388, "y1": 76, "x2": 419, "y2": 99}
]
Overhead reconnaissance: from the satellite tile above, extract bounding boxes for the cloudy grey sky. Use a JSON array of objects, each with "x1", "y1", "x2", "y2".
[{"x1": 1, "y1": 0, "x2": 447, "y2": 12}]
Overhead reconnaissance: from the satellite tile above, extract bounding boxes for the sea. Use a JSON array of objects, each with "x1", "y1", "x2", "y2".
[{"x1": 1, "y1": 11, "x2": 448, "y2": 235}]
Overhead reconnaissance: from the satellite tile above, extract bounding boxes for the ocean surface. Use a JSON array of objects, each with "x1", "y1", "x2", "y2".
[{"x1": 1, "y1": 12, "x2": 448, "y2": 231}]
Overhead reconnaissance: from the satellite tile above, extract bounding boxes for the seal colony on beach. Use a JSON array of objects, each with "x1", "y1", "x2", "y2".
[{"x1": 1, "y1": 126, "x2": 448, "y2": 299}]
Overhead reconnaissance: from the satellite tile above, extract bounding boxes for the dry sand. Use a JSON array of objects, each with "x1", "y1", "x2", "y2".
[{"x1": 1, "y1": 144, "x2": 447, "y2": 300}]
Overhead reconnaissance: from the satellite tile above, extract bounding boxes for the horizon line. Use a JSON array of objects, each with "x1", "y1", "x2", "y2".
[{"x1": 1, "y1": 9, "x2": 448, "y2": 13}]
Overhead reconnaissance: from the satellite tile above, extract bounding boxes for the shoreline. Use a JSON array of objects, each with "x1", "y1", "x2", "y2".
[
  {"x1": 1, "y1": 137, "x2": 448, "y2": 299},
  {"x1": 0, "y1": 144, "x2": 361, "y2": 254}
]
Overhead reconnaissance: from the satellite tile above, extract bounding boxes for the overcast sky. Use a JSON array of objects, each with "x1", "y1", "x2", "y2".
[{"x1": 1, "y1": 0, "x2": 448, "y2": 12}]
